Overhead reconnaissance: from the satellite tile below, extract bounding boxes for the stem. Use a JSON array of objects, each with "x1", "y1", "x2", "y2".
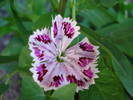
[
  {"x1": 44, "y1": 90, "x2": 54, "y2": 96},
  {"x1": 74, "y1": 93, "x2": 79, "y2": 100},
  {"x1": 58, "y1": 0, "x2": 67, "y2": 16},
  {"x1": 72, "y1": 0, "x2": 76, "y2": 20},
  {"x1": 124, "y1": 0, "x2": 129, "y2": 18},
  {"x1": 44, "y1": 90, "x2": 54, "y2": 100}
]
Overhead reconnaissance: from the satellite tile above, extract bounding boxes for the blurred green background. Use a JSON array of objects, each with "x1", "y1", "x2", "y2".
[{"x1": 0, "y1": 0, "x2": 133, "y2": 100}]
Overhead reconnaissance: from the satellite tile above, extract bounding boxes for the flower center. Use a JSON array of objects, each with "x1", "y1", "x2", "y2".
[{"x1": 56, "y1": 52, "x2": 65, "y2": 63}]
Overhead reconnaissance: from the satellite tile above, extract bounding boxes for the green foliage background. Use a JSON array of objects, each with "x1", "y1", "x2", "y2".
[{"x1": 0, "y1": 0, "x2": 133, "y2": 100}]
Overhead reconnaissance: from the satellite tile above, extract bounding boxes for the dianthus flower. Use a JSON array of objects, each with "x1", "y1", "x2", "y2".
[{"x1": 29, "y1": 15, "x2": 99, "y2": 92}]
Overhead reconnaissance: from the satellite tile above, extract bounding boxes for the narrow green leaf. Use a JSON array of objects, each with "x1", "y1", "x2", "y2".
[
  {"x1": 0, "y1": 25, "x2": 14, "y2": 37},
  {"x1": 80, "y1": 8, "x2": 115, "y2": 28},
  {"x1": 77, "y1": 0, "x2": 100, "y2": 10},
  {"x1": 97, "y1": 19, "x2": 133, "y2": 56},
  {"x1": 112, "y1": 55, "x2": 133, "y2": 96},
  {"x1": 67, "y1": 34, "x2": 84, "y2": 49},
  {"x1": 33, "y1": 13, "x2": 55, "y2": 30},
  {"x1": 100, "y1": 0, "x2": 118, "y2": 8},
  {"x1": 98, "y1": 19, "x2": 133, "y2": 39},
  {"x1": 10, "y1": 0, "x2": 31, "y2": 43},
  {"x1": 64, "y1": 0, "x2": 71, "y2": 17},
  {"x1": 32, "y1": 0, "x2": 46, "y2": 15},
  {"x1": 50, "y1": 0, "x2": 59, "y2": 11},
  {"x1": 0, "y1": 55, "x2": 18, "y2": 64}
]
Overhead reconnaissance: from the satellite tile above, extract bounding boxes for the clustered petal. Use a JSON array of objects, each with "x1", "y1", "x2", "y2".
[{"x1": 29, "y1": 15, "x2": 100, "y2": 92}]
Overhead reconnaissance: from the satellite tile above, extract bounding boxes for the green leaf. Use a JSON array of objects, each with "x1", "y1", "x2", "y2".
[
  {"x1": 32, "y1": 0, "x2": 46, "y2": 15},
  {"x1": 19, "y1": 46, "x2": 32, "y2": 71},
  {"x1": 50, "y1": 0, "x2": 59, "y2": 11},
  {"x1": 14, "y1": 0, "x2": 33, "y2": 17},
  {"x1": 51, "y1": 84, "x2": 76, "y2": 100},
  {"x1": 80, "y1": 57, "x2": 128, "y2": 100},
  {"x1": 0, "y1": 25, "x2": 14, "y2": 37},
  {"x1": 112, "y1": 54, "x2": 133, "y2": 97},
  {"x1": 80, "y1": 86, "x2": 104, "y2": 100},
  {"x1": 64, "y1": 0, "x2": 71, "y2": 17},
  {"x1": 77, "y1": 0, "x2": 100, "y2": 10},
  {"x1": 0, "y1": 55, "x2": 18, "y2": 64},
  {"x1": 100, "y1": 0, "x2": 118, "y2": 8},
  {"x1": 79, "y1": 8, "x2": 115, "y2": 28},
  {"x1": 0, "y1": 83, "x2": 9, "y2": 95},
  {"x1": 10, "y1": 0, "x2": 31, "y2": 43},
  {"x1": 97, "y1": 19, "x2": 133, "y2": 56},
  {"x1": 33, "y1": 13, "x2": 55, "y2": 30},
  {"x1": 80, "y1": 25, "x2": 133, "y2": 97},
  {"x1": 67, "y1": 34, "x2": 84, "y2": 49},
  {"x1": 19, "y1": 75, "x2": 46, "y2": 100}
]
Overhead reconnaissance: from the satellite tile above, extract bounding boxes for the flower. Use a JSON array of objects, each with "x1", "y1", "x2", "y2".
[{"x1": 29, "y1": 15, "x2": 99, "y2": 92}]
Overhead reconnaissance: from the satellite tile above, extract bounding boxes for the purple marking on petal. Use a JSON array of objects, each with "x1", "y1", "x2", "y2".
[
  {"x1": 63, "y1": 22, "x2": 75, "y2": 38},
  {"x1": 78, "y1": 57, "x2": 93, "y2": 67},
  {"x1": 36, "y1": 64, "x2": 48, "y2": 82},
  {"x1": 53, "y1": 22, "x2": 58, "y2": 37},
  {"x1": 67, "y1": 75, "x2": 85, "y2": 86},
  {"x1": 35, "y1": 34, "x2": 51, "y2": 44},
  {"x1": 79, "y1": 42, "x2": 94, "y2": 52},
  {"x1": 50, "y1": 75, "x2": 64, "y2": 87},
  {"x1": 67, "y1": 75, "x2": 77, "y2": 83},
  {"x1": 77, "y1": 80, "x2": 85, "y2": 86},
  {"x1": 83, "y1": 68, "x2": 93, "y2": 79},
  {"x1": 33, "y1": 47, "x2": 44, "y2": 58}
]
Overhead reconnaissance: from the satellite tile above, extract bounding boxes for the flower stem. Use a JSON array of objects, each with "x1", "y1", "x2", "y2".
[
  {"x1": 74, "y1": 93, "x2": 79, "y2": 100},
  {"x1": 58, "y1": 0, "x2": 67, "y2": 16},
  {"x1": 72, "y1": 0, "x2": 76, "y2": 20}
]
